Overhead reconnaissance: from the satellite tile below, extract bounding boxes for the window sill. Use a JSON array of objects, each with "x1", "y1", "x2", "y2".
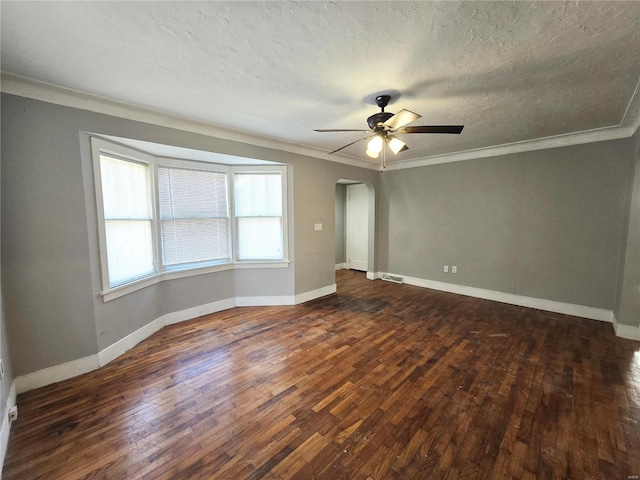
[
  {"x1": 101, "y1": 274, "x2": 163, "y2": 302},
  {"x1": 233, "y1": 260, "x2": 290, "y2": 269},
  {"x1": 100, "y1": 260, "x2": 290, "y2": 302}
]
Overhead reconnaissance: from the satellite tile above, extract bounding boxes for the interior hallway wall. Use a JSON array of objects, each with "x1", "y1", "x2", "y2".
[
  {"x1": 378, "y1": 139, "x2": 635, "y2": 313},
  {"x1": 615, "y1": 129, "x2": 640, "y2": 329}
]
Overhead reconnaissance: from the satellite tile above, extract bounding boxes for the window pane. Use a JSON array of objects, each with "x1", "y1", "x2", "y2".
[
  {"x1": 235, "y1": 173, "x2": 282, "y2": 217},
  {"x1": 158, "y1": 166, "x2": 230, "y2": 268},
  {"x1": 99, "y1": 155, "x2": 155, "y2": 287},
  {"x1": 105, "y1": 220, "x2": 154, "y2": 286},
  {"x1": 161, "y1": 219, "x2": 229, "y2": 265},
  {"x1": 100, "y1": 155, "x2": 151, "y2": 219},
  {"x1": 158, "y1": 168, "x2": 227, "y2": 219},
  {"x1": 237, "y1": 217, "x2": 283, "y2": 260},
  {"x1": 235, "y1": 172, "x2": 284, "y2": 261}
]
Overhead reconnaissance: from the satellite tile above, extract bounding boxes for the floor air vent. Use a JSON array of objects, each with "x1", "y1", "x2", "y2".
[{"x1": 381, "y1": 274, "x2": 403, "y2": 284}]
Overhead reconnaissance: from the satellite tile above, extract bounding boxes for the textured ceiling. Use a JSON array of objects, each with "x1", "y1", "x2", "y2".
[{"x1": 2, "y1": 1, "x2": 639, "y2": 166}]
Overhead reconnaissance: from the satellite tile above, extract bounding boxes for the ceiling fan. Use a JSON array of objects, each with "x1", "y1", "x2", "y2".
[{"x1": 314, "y1": 94, "x2": 463, "y2": 167}]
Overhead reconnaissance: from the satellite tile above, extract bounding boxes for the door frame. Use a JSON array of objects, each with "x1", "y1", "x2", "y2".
[
  {"x1": 336, "y1": 179, "x2": 376, "y2": 280},
  {"x1": 346, "y1": 183, "x2": 369, "y2": 272}
]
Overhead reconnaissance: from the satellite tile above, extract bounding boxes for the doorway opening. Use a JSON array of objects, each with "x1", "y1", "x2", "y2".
[{"x1": 335, "y1": 179, "x2": 375, "y2": 286}]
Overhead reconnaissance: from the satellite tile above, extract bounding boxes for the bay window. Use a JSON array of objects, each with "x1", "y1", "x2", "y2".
[{"x1": 91, "y1": 137, "x2": 288, "y2": 300}]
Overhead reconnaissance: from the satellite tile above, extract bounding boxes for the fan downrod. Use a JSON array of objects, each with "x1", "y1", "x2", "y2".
[{"x1": 368, "y1": 95, "x2": 394, "y2": 131}]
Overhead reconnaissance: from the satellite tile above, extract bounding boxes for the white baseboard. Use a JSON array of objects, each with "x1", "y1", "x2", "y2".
[
  {"x1": 98, "y1": 318, "x2": 165, "y2": 366},
  {"x1": 161, "y1": 298, "x2": 236, "y2": 325},
  {"x1": 15, "y1": 355, "x2": 100, "y2": 394},
  {"x1": 366, "y1": 271, "x2": 378, "y2": 280},
  {"x1": 379, "y1": 272, "x2": 614, "y2": 324},
  {"x1": 613, "y1": 316, "x2": 640, "y2": 341},
  {"x1": 0, "y1": 381, "x2": 17, "y2": 474},
  {"x1": 295, "y1": 284, "x2": 336, "y2": 304},
  {"x1": 13, "y1": 286, "x2": 338, "y2": 395},
  {"x1": 335, "y1": 263, "x2": 347, "y2": 270}
]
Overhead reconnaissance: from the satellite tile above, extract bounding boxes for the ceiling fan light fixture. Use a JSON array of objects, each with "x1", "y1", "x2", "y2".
[
  {"x1": 365, "y1": 148, "x2": 379, "y2": 159},
  {"x1": 314, "y1": 93, "x2": 464, "y2": 160},
  {"x1": 388, "y1": 136, "x2": 406, "y2": 155},
  {"x1": 367, "y1": 135, "x2": 383, "y2": 154}
]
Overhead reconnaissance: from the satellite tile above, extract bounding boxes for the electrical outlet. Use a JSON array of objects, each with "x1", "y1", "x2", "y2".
[
  {"x1": 452, "y1": 266, "x2": 457, "y2": 274},
  {"x1": 314, "y1": 223, "x2": 323, "y2": 231},
  {"x1": 444, "y1": 265, "x2": 449, "y2": 273}
]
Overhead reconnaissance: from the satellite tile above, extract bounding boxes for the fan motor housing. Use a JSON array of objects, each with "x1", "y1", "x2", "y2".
[{"x1": 367, "y1": 112, "x2": 394, "y2": 130}]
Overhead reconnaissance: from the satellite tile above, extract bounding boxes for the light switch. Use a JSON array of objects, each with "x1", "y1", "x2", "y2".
[{"x1": 314, "y1": 223, "x2": 323, "y2": 231}]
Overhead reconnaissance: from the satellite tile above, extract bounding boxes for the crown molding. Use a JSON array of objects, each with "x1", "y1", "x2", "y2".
[
  {"x1": 0, "y1": 72, "x2": 377, "y2": 171},
  {"x1": 384, "y1": 124, "x2": 635, "y2": 171},
  {"x1": 622, "y1": 75, "x2": 640, "y2": 133},
  {"x1": 2, "y1": 72, "x2": 638, "y2": 173},
  {"x1": 387, "y1": 74, "x2": 640, "y2": 171}
]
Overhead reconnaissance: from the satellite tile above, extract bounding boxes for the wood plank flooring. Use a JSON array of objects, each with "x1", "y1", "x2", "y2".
[{"x1": 4, "y1": 270, "x2": 640, "y2": 479}]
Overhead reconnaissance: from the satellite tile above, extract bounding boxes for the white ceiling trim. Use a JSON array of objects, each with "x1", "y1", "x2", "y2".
[
  {"x1": 2, "y1": 73, "x2": 638, "y2": 172},
  {"x1": 0, "y1": 73, "x2": 377, "y2": 171},
  {"x1": 622, "y1": 76, "x2": 640, "y2": 133},
  {"x1": 384, "y1": 124, "x2": 636, "y2": 171}
]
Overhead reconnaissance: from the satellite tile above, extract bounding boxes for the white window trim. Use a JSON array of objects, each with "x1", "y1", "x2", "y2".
[
  {"x1": 91, "y1": 137, "x2": 289, "y2": 303},
  {"x1": 231, "y1": 165, "x2": 289, "y2": 264},
  {"x1": 92, "y1": 138, "x2": 159, "y2": 292},
  {"x1": 155, "y1": 157, "x2": 233, "y2": 270}
]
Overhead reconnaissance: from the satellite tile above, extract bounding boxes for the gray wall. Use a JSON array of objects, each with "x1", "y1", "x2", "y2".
[
  {"x1": 1, "y1": 94, "x2": 378, "y2": 376},
  {"x1": 615, "y1": 130, "x2": 640, "y2": 327},
  {"x1": 289, "y1": 157, "x2": 379, "y2": 295},
  {"x1": 2, "y1": 97, "x2": 99, "y2": 375},
  {"x1": 379, "y1": 140, "x2": 635, "y2": 311},
  {"x1": 2, "y1": 90, "x2": 638, "y2": 381},
  {"x1": 335, "y1": 184, "x2": 346, "y2": 265},
  {"x1": 0, "y1": 133, "x2": 14, "y2": 443}
]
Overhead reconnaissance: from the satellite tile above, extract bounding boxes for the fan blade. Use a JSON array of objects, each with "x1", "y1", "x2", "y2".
[
  {"x1": 396, "y1": 125, "x2": 464, "y2": 134},
  {"x1": 382, "y1": 109, "x2": 421, "y2": 130},
  {"x1": 329, "y1": 135, "x2": 372, "y2": 154},
  {"x1": 314, "y1": 129, "x2": 371, "y2": 132}
]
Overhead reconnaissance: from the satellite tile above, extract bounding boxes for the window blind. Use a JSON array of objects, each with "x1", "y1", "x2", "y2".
[
  {"x1": 158, "y1": 166, "x2": 229, "y2": 267},
  {"x1": 235, "y1": 172, "x2": 283, "y2": 260},
  {"x1": 100, "y1": 155, "x2": 155, "y2": 287}
]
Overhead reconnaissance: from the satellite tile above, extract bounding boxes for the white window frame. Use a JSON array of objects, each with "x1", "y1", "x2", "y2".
[
  {"x1": 156, "y1": 157, "x2": 232, "y2": 271},
  {"x1": 91, "y1": 137, "x2": 289, "y2": 302},
  {"x1": 231, "y1": 165, "x2": 289, "y2": 265},
  {"x1": 92, "y1": 138, "x2": 160, "y2": 293}
]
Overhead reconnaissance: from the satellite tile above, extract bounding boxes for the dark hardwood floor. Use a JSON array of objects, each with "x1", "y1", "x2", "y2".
[{"x1": 4, "y1": 270, "x2": 640, "y2": 479}]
